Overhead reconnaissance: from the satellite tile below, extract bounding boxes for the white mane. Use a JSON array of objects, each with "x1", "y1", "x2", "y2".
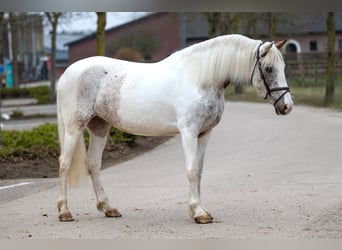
[{"x1": 167, "y1": 34, "x2": 260, "y2": 88}]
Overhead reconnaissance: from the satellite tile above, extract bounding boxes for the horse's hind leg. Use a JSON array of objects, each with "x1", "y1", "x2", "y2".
[
  {"x1": 87, "y1": 117, "x2": 121, "y2": 218},
  {"x1": 57, "y1": 129, "x2": 83, "y2": 222}
]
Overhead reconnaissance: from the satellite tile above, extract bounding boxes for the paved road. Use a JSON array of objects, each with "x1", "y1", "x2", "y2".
[
  {"x1": 2, "y1": 103, "x2": 56, "y2": 117},
  {"x1": 2, "y1": 117, "x2": 57, "y2": 130},
  {"x1": 0, "y1": 102, "x2": 342, "y2": 239},
  {"x1": 2, "y1": 102, "x2": 57, "y2": 130}
]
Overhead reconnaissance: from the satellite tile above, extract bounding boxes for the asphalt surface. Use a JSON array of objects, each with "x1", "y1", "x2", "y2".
[
  {"x1": 1, "y1": 101, "x2": 342, "y2": 239},
  {"x1": 1, "y1": 99, "x2": 57, "y2": 130}
]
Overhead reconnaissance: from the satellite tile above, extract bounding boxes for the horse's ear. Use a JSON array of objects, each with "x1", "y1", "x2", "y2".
[
  {"x1": 275, "y1": 40, "x2": 287, "y2": 49},
  {"x1": 259, "y1": 42, "x2": 273, "y2": 57}
]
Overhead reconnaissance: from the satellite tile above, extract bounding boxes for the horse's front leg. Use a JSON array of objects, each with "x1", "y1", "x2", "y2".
[{"x1": 181, "y1": 131, "x2": 213, "y2": 224}]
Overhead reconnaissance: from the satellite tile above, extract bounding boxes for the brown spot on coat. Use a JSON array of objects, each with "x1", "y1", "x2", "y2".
[{"x1": 87, "y1": 116, "x2": 110, "y2": 138}]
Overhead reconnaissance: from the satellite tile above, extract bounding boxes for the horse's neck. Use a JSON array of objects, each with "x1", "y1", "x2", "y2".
[{"x1": 175, "y1": 36, "x2": 258, "y2": 89}]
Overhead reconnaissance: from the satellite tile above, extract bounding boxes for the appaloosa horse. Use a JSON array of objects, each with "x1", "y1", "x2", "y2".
[{"x1": 56, "y1": 34, "x2": 293, "y2": 224}]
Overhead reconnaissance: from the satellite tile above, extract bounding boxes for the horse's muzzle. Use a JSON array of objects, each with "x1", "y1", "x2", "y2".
[{"x1": 275, "y1": 102, "x2": 293, "y2": 115}]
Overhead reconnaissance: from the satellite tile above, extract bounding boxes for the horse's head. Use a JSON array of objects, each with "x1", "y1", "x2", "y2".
[{"x1": 251, "y1": 40, "x2": 293, "y2": 115}]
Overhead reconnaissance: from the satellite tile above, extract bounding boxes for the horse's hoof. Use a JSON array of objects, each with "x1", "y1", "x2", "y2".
[
  {"x1": 194, "y1": 214, "x2": 213, "y2": 224},
  {"x1": 59, "y1": 212, "x2": 75, "y2": 222},
  {"x1": 105, "y1": 208, "x2": 122, "y2": 218}
]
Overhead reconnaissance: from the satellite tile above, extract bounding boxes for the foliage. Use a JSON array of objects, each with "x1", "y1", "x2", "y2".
[
  {"x1": 114, "y1": 47, "x2": 144, "y2": 62},
  {"x1": 83, "y1": 126, "x2": 138, "y2": 147},
  {"x1": 1, "y1": 87, "x2": 30, "y2": 98},
  {"x1": 224, "y1": 83, "x2": 342, "y2": 110},
  {"x1": 108, "y1": 127, "x2": 138, "y2": 144},
  {"x1": 0, "y1": 123, "x2": 138, "y2": 162},
  {"x1": 0, "y1": 123, "x2": 59, "y2": 162},
  {"x1": 0, "y1": 86, "x2": 50, "y2": 104},
  {"x1": 10, "y1": 108, "x2": 23, "y2": 118},
  {"x1": 106, "y1": 32, "x2": 159, "y2": 59}
]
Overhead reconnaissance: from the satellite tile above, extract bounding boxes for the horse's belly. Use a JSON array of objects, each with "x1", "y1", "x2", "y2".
[{"x1": 114, "y1": 104, "x2": 179, "y2": 136}]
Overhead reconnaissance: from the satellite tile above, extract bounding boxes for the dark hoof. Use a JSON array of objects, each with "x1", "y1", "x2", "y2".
[
  {"x1": 194, "y1": 214, "x2": 213, "y2": 224},
  {"x1": 59, "y1": 212, "x2": 75, "y2": 222},
  {"x1": 105, "y1": 208, "x2": 122, "y2": 218}
]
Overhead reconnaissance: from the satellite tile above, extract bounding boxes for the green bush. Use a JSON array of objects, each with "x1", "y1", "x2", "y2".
[
  {"x1": 28, "y1": 86, "x2": 50, "y2": 104},
  {"x1": 114, "y1": 47, "x2": 144, "y2": 62},
  {"x1": 0, "y1": 123, "x2": 138, "y2": 162},
  {"x1": 1, "y1": 86, "x2": 50, "y2": 104},
  {"x1": 109, "y1": 127, "x2": 138, "y2": 144},
  {"x1": 0, "y1": 123, "x2": 59, "y2": 161},
  {"x1": 0, "y1": 87, "x2": 30, "y2": 98},
  {"x1": 10, "y1": 108, "x2": 24, "y2": 118},
  {"x1": 83, "y1": 126, "x2": 138, "y2": 147}
]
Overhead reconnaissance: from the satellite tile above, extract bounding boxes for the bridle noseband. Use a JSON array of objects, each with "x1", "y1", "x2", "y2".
[{"x1": 251, "y1": 42, "x2": 290, "y2": 107}]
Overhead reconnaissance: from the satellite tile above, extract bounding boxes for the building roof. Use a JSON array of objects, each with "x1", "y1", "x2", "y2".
[
  {"x1": 66, "y1": 12, "x2": 166, "y2": 47},
  {"x1": 65, "y1": 12, "x2": 342, "y2": 48},
  {"x1": 44, "y1": 32, "x2": 86, "y2": 52}
]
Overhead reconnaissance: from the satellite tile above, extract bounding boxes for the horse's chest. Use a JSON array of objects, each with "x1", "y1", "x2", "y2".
[{"x1": 185, "y1": 94, "x2": 224, "y2": 135}]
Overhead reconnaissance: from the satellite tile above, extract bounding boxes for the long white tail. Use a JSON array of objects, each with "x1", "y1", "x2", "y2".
[
  {"x1": 67, "y1": 133, "x2": 89, "y2": 187},
  {"x1": 57, "y1": 99, "x2": 89, "y2": 188}
]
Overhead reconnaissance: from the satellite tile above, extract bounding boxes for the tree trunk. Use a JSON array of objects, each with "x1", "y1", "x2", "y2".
[
  {"x1": 246, "y1": 13, "x2": 258, "y2": 37},
  {"x1": 232, "y1": 13, "x2": 244, "y2": 94},
  {"x1": 50, "y1": 19, "x2": 57, "y2": 103},
  {"x1": 325, "y1": 12, "x2": 335, "y2": 105},
  {"x1": 205, "y1": 13, "x2": 221, "y2": 38},
  {"x1": 267, "y1": 12, "x2": 276, "y2": 40},
  {"x1": 96, "y1": 12, "x2": 106, "y2": 56},
  {"x1": 45, "y1": 12, "x2": 61, "y2": 103},
  {"x1": 9, "y1": 12, "x2": 19, "y2": 87},
  {"x1": 0, "y1": 12, "x2": 4, "y2": 65}
]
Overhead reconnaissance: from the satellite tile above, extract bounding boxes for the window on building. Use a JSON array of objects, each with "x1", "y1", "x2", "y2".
[
  {"x1": 339, "y1": 40, "x2": 342, "y2": 50},
  {"x1": 285, "y1": 43, "x2": 297, "y2": 53},
  {"x1": 310, "y1": 41, "x2": 317, "y2": 51}
]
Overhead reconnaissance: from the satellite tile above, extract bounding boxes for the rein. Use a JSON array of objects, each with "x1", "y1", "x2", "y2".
[{"x1": 251, "y1": 42, "x2": 290, "y2": 107}]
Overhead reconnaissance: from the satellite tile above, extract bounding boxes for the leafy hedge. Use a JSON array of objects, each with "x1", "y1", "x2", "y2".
[
  {"x1": 1, "y1": 86, "x2": 50, "y2": 104},
  {"x1": 0, "y1": 123, "x2": 137, "y2": 162},
  {"x1": 0, "y1": 123, "x2": 59, "y2": 162}
]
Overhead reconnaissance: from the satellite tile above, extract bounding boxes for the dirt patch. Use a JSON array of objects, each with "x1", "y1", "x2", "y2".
[{"x1": 0, "y1": 136, "x2": 170, "y2": 180}]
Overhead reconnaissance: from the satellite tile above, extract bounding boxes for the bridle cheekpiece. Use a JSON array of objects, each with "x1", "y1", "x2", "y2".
[{"x1": 251, "y1": 42, "x2": 290, "y2": 108}]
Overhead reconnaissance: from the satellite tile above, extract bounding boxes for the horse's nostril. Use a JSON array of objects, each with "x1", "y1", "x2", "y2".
[{"x1": 283, "y1": 104, "x2": 292, "y2": 114}]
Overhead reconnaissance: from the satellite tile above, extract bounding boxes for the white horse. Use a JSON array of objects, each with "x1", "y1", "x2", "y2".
[{"x1": 56, "y1": 34, "x2": 293, "y2": 224}]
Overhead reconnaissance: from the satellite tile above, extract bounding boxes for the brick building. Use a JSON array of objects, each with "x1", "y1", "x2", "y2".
[
  {"x1": 66, "y1": 12, "x2": 342, "y2": 64},
  {"x1": 67, "y1": 13, "x2": 182, "y2": 63}
]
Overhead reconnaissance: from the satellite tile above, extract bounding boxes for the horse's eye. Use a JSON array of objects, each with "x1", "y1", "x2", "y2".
[{"x1": 265, "y1": 66, "x2": 273, "y2": 73}]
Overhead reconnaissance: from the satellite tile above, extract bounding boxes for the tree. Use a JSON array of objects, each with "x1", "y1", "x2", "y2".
[
  {"x1": 9, "y1": 12, "x2": 19, "y2": 88},
  {"x1": 266, "y1": 12, "x2": 276, "y2": 40},
  {"x1": 106, "y1": 32, "x2": 159, "y2": 60},
  {"x1": 205, "y1": 13, "x2": 222, "y2": 38},
  {"x1": 96, "y1": 12, "x2": 106, "y2": 56},
  {"x1": 114, "y1": 47, "x2": 144, "y2": 62},
  {"x1": 325, "y1": 12, "x2": 335, "y2": 105},
  {"x1": 245, "y1": 13, "x2": 258, "y2": 38},
  {"x1": 204, "y1": 12, "x2": 244, "y2": 93},
  {"x1": 45, "y1": 12, "x2": 62, "y2": 103},
  {"x1": 0, "y1": 12, "x2": 4, "y2": 62}
]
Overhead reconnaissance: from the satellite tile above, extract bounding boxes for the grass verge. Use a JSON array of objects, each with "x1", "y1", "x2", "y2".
[
  {"x1": 0, "y1": 123, "x2": 137, "y2": 163},
  {"x1": 225, "y1": 83, "x2": 342, "y2": 110}
]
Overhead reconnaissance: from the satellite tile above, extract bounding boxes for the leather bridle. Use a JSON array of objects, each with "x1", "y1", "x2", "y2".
[{"x1": 251, "y1": 42, "x2": 290, "y2": 108}]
